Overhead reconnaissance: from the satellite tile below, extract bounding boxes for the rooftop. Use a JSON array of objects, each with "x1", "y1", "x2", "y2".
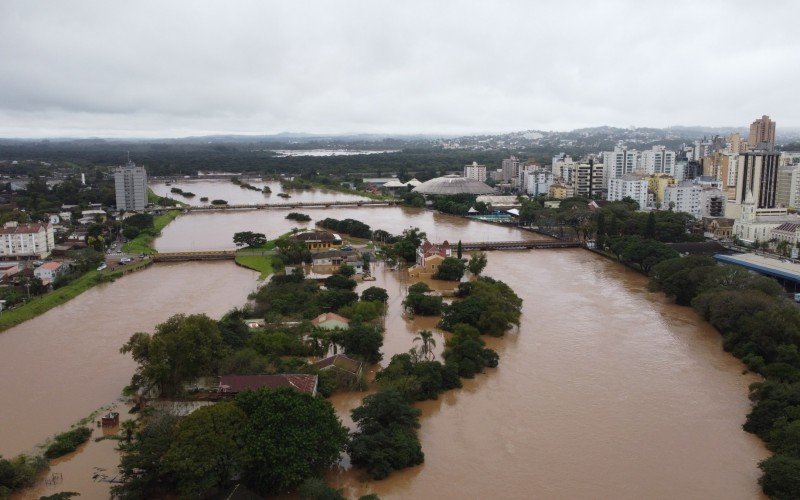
[
  {"x1": 218, "y1": 374, "x2": 317, "y2": 394},
  {"x1": 311, "y1": 312, "x2": 351, "y2": 326},
  {"x1": 412, "y1": 175, "x2": 495, "y2": 195}
]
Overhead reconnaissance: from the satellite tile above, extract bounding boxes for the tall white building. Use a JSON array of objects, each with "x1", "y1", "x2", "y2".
[
  {"x1": 0, "y1": 221, "x2": 55, "y2": 259},
  {"x1": 603, "y1": 147, "x2": 638, "y2": 179},
  {"x1": 640, "y1": 146, "x2": 676, "y2": 175},
  {"x1": 463, "y1": 162, "x2": 487, "y2": 183},
  {"x1": 607, "y1": 175, "x2": 648, "y2": 209},
  {"x1": 663, "y1": 181, "x2": 726, "y2": 218},
  {"x1": 115, "y1": 160, "x2": 148, "y2": 211},
  {"x1": 551, "y1": 154, "x2": 576, "y2": 180},
  {"x1": 776, "y1": 165, "x2": 800, "y2": 209},
  {"x1": 522, "y1": 170, "x2": 554, "y2": 196}
]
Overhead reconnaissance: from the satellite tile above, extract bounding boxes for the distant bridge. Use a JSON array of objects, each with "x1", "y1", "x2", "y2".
[
  {"x1": 454, "y1": 240, "x2": 583, "y2": 251},
  {"x1": 152, "y1": 250, "x2": 237, "y2": 262},
  {"x1": 149, "y1": 200, "x2": 398, "y2": 213}
]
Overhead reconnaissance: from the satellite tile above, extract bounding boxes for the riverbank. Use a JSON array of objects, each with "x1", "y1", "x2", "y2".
[
  {"x1": 122, "y1": 209, "x2": 182, "y2": 254},
  {"x1": 0, "y1": 259, "x2": 155, "y2": 333}
]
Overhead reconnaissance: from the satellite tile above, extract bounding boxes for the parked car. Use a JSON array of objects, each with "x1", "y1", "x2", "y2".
[
  {"x1": 97, "y1": 264, "x2": 107, "y2": 271},
  {"x1": 120, "y1": 257, "x2": 132, "y2": 264}
]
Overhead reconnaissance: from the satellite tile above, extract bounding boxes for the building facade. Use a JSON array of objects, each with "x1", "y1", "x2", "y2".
[
  {"x1": 0, "y1": 222, "x2": 55, "y2": 259},
  {"x1": 776, "y1": 165, "x2": 800, "y2": 209},
  {"x1": 603, "y1": 147, "x2": 637, "y2": 178},
  {"x1": 748, "y1": 115, "x2": 776, "y2": 151},
  {"x1": 464, "y1": 162, "x2": 488, "y2": 183},
  {"x1": 640, "y1": 146, "x2": 676, "y2": 175},
  {"x1": 732, "y1": 152, "x2": 780, "y2": 209},
  {"x1": 114, "y1": 160, "x2": 148, "y2": 211},
  {"x1": 607, "y1": 175, "x2": 648, "y2": 209},
  {"x1": 574, "y1": 161, "x2": 605, "y2": 199}
]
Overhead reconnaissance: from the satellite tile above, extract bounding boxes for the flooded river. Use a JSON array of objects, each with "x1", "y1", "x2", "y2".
[
  {"x1": 0, "y1": 181, "x2": 769, "y2": 498},
  {"x1": 0, "y1": 262, "x2": 259, "y2": 458},
  {"x1": 150, "y1": 179, "x2": 368, "y2": 207}
]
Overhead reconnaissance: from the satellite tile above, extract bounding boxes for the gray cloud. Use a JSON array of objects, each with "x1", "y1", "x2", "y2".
[{"x1": 1, "y1": 0, "x2": 799, "y2": 137}]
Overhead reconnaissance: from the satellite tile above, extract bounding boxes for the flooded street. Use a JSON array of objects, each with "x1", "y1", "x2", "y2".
[{"x1": 0, "y1": 181, "x2": 769, "y2": 498}]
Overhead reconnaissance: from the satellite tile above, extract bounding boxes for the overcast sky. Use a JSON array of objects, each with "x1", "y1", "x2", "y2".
[{"x1": 1, "y1": 0, "x2": 799, "y2": 138}]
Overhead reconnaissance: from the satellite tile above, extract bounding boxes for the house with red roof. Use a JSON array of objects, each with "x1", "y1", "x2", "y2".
[
  {"x1": 311, "y1": 312, "x2": 350, "y2": 330},
  {"x1": 409, "y1": 239, "x2": 452, "y2": 277},
  {"x1": 218, "y1": 374, "x2": 318, "y2": 396}
]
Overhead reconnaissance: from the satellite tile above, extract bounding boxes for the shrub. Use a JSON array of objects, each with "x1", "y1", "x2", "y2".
[{"x1": 45, "y1": 427, "x2": 92, "y2": 458}]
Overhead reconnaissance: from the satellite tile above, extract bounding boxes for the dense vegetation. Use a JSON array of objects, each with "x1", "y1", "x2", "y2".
[
  {"x1": 44, "y1": 427, "x2": 93, "y2": 458},
  {"x1": 286, "y1": 212, "x2": 311, "y2": 222},
  {"x1": 432, "y1": 257, "x2": 465, "y2": 281},
  {"x1": 0, "y1": 454, "x2": 48, "y2": 498},
  {"x1": 317, "y1": 218, "x2": 373, "y2": 239},
  {"x1": 112, "y1": 389, "x2": 348, "y2": 499},
  {"x1": 650, "y1": 258, "x2": 800, "y2": 499},
  {"x1": 402, "y1": 282, "x2": 443, "y2": 316},
  {"x1": 440, "y1": 277, "x2": 523, "y2": 336}
]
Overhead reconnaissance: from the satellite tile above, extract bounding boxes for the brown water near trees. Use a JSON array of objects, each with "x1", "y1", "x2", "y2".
[
  {"x1": 329, "y1": 254, "x2": 769, "y2": 499},
  {"x1": 150, "y1": 179, "x2": 369, "y2": 207},
  {"x1": 0, "y1": 262, "x2": 259, "y2": 458},
  {"x1": 154, "y1": 206, "x2": 537, "y2": 252},
  {"x1": 0, "y1": 187, "x2": 770, "y2": 498}
]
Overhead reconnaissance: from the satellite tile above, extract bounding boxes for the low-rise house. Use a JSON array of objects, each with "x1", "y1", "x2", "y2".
[
  {"x1": 703, "y1": 217, "x2": 735, "y2": 240},
  {"x1": 312, "y1": 354, "x2": 363, "y2": 377},
  {"x1": 311, "y1": 249, "x2": 364, "y2": 274},
  {"x1": 311, "y1": 312, "x2": 350, "y2": 330},
  {"x1": 409, "y1": 239, "x2": 451, "y2": 277},
  {"x1": 243, "y1": 318, "x2": 266, "y2": 329},
  {"x1": 288, "y1": 230, "x2": 342, "y2": 251},
  {"x1": 34, "y1": 261, "x2": 69, "y2": 284},
  {"x1": 0, "y1": 221, "x2": 55, "y2": 260},
  {"x1": 771, "y1": 222, "x2": 800, "y2": 247},
  {"x1": 0, "y1": 263, "x2": 20, "y2": 282},
  {"x1": 218, "y1": 374, "x2": 318, "y2": 396}
]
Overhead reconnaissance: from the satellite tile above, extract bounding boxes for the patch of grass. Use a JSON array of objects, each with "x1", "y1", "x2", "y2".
[
  {"x1": 44, "y1": 427, "x2": 92, "y2": 458},
  {"x1": 122, "y1": 209, "x2": 181, "y2": 254},
  {"x1": 235, "y1": 254, "x2": 274, "y2": 280}
]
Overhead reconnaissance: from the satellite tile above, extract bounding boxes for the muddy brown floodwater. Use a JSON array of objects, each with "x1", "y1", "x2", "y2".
[
  {"x1": 150, "y1": 179, "x2": 369, "y2": 207},
  {"x1": 0, "y1": 189, "x2": 771, "y2": 498},
  {"x1": 330, "y1": 252, "x2": 769, "y2": 499},
  {"x1": 0, "y1": 262, "x2": 259, "y2": 459}
]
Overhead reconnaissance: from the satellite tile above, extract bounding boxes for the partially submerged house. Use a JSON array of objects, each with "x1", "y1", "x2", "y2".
[
  {"x1": 409, "y1": 239, "x2": 451, "y2": 278},
  {"x1": 311, "y1": 312, "x2": 350, "y2": 330},
  {"x1": 218, "y1": 374, "x2": 318, "y2": 396},
  {"x1": 312, "y1": 353, "x2": 363, "y2": 377}
]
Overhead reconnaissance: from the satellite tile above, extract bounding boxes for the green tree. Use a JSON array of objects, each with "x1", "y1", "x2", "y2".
[
  {"x1": 457, "y1": 240, "x2": 463, "y2": 259},
  {"x1": 349, "y1": 390, "x2": 424, "y2": 479},
  {"x1": 413, "y1": 330, "x2": 436, "y2": 361},
  {"x1": 361, "y1": 286, "x2": 388, "y2": 303},
  {"x1": 759, "y1": 455, "x2": 800, "y2": 500},
  {"x1": 298, "y1": 478, "x2": 345, "y2": 500},
  {"x1": 340, "y1": 323, "x2": 384, "y2": 364},
  {"x1": 112, "y1": 413, "x2": 179, "y2": 500},
  {"x1": 233, "y1": 231, "x2": 267, "y2": 248},
  {"x1": 467, "y1": 252, "x2": 488, "y2": 276},
  {"x1": 433, "y1": 257, "x2": 466, "y2": 281},
  {"x1": 120, "y1": 314, "x2": 226, "y2": 396},
  {"x1": 162, "y1": 402, "x2": 248, "y2": 498},
  {"x1": 236, "y1": 388, "x2": 348, "y2": 495}
]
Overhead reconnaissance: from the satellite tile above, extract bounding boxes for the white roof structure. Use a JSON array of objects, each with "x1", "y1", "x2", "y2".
[
  {"x1": 412, "y1": 175, "x2": 495, "y2": 195},
  {"x1": 382, "y1": 180, "x2": 407, "y2": 188},
  {"x1": 405, "y1": 178, "x2": 422, "y2": 187},
  {"x1": 475, "y1": 195, "x2": 521, "y2": 207}
]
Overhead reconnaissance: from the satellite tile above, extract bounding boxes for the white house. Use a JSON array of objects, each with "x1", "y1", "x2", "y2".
[{"x1": 34, "y1": 261, "x2": 69, "y2": 284}]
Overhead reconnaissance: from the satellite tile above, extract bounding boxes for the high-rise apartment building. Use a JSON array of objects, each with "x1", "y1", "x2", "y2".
[
  {"x1": 748, "y1": 115, "x2": 776, "y2": 151},
  {"x1": 733, "y1": 152, "x2": 780, "y2": 209},
  {"x1": 640, "y1": 146, "x2": 676, "y2": 175},
  {"x1": 115, "y1": 160, "x2": 148, "y2": 211},
  {"x1": 603, "y1": 147, "x2": 637, "y2": 178},
  {"x1": 574, "y1": 160, "x2": 605, "y2": 199},
  {"x1": 776, "y1": 165, "x2": 800, "y2": 209},
  {"x1": 463, "y1": 162, "x2": 487, "y2": 183},
  {"x1": 607, "y1": 174, "x2": 648, "y2": 209},
  {"x1": 663, "y1": 181, "x2": 726, "y2": 217},
  {"x1": 500, "y1": 156, "x2": 520, "y2": 183}
]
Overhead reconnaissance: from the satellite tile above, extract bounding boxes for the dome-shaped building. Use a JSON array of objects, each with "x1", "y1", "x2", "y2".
[{"x1": 411, "y1": 175, "x2": 495, "y2": 195}]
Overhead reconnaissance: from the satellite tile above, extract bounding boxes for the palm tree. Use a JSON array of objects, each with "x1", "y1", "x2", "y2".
[
  {"x1": 413, "y1": 330, "x2": 436, "y2": 360},
  {"x1": 120, "y1": 420, "x2": 137, "y2": 442}
]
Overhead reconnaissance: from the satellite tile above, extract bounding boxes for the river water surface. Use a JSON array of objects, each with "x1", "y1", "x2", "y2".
[{"x1": 0, "y1": 180, "x2": 770, "y2": 499}]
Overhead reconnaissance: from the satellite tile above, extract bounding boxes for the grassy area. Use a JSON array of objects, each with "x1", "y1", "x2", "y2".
[
  {"x1": 309, "y1": 181, "x2": 397, "y2": 201},
  {"x1": 148, "y1": 187, "x2": 187, "y2": 207},
  {"x1": 123, "y1": 209, "x2": 182, "y2": 254},
  {"x1": 235, "y1": 254, "x2": 274, "y2": 280},
  {"x1": 0, "y1": 270, "x2": 102, "y2": 332}
]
